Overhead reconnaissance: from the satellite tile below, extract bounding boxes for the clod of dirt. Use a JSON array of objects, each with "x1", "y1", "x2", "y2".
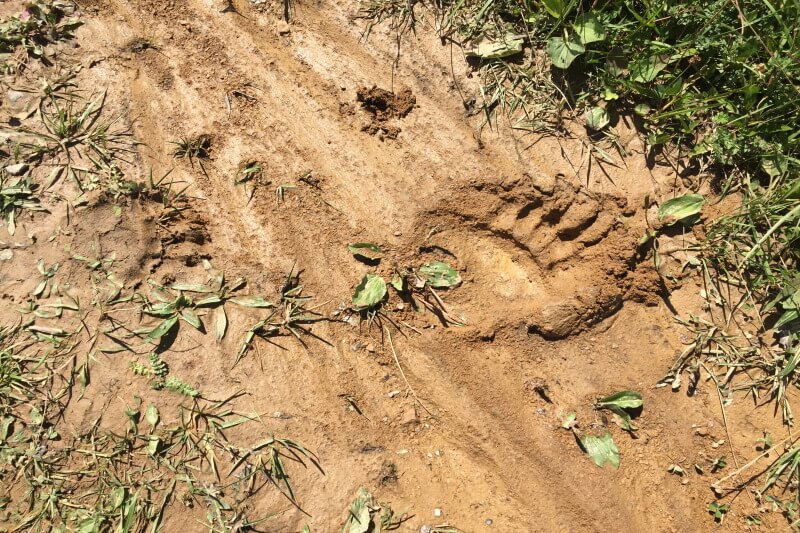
[
  {"x1": 400, "y1": 405, "x2": 418, "y2": 425},
  {"x1": 125, "y1": 37, "x2": 157, "y2": 53},
  {"x1": 357, "y1": 86, "x2": 415, "y2": 119},
  {"x1": 378, "y1": 460, "x2": 398, "y2": 485},
  {"x1": 525, "y1": 378, "x2": 552, "y2": 403},
  {"x1": 356, "y1": 85, "x2": 416, "y2": 139}
]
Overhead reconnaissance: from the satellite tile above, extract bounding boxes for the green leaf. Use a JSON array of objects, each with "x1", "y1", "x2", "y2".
[
  {"x1": 708, "y1": 502, "x2": 729, "y2": 522},
  {"x1": 657, "y1": 194, "x2": 705, "y2": 224},
  {"x1": 547, "y1": 35, "x2": 585, "y2": 69},
  {"x1": 180, "y1": 309, "x2": 203, "y2": 330},
  {"x1": 542, "y1": 0, "x2": 566, "y2": 18},
  {"x1": 573, "y1": 12, "x2": 605, "y2": 44},
  {"x1": 342, "y1": 487, "x2": 374, "y2": 533},
  {"x1": 597, "y1": 391, "x2": 642, "y2": 433},
  {"x1": 466, "y1": 34, "x2": 524, "y2": 59},
  {"x1": 229, "y1": 296, "x2": 275, "y2": 308},
  {"x1": 30, "y1": 406, "x2": 44, "y2": 426},
  {"x1": 352, "y1": 274, "x2": 387, "y2": 310},
  {"x1": 390, "y1": 275, "x2": 405, "y2": 292},
  {"x1": 146, "y1": 436, "x2": 160, "y2": 456},
  {"x1": 146, "y1": 315, "x2": 178, "y2": 341},
  {"x1": 597, "y1": 390, "x2": 643, "y2": 410},
  {"x1": 347, "y1": 242, "x2": 383, "y2": 261},
  {"x1": 776, "y1": 308, "x2": 799, "y2": 328},
  {"x1": 419, "y1": 261, "x2": 462, "y2": 288},
  {"x1": 170, "y1": 283, "x2": 213, "y2": 293},
  {"x1": 145, "y1": 302, "x2": 177, "y2": 316},
  {"x1": 145, "y1": 404, "x2": 159, "y2": 429},
  {"x1": 195, "y1": 295, "x2": 223, "y2": 307},
  {"x1": 585, "y1": 106, "x2": 610, "y2": 130},
  {"x1": 630, "y1": 54, "x2": 671, "y2": 83},
  {"x1": 580, "y1": 433, "x2": 619, "y2": 468}
]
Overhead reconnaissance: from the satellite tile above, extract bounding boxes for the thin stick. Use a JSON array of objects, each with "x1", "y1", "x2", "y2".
[
  {"x1": 713, "y1": 431, "x2": 799, "y2": 489},
  {"x1": 701, "y1": 363, "x2": 755, "y2": 509},
  {"x1": 385, "y1": 326, "x2": 434, "y2": 417}
]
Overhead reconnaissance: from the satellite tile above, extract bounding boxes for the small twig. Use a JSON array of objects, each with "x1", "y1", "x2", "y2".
[
  {"x1": 713, "y1": 432, "x2": 799, "y2": 490},
  {"x1": 385, "y1": 326, "x2": 433, "y2": 417},
  {"x1": 704, "y1": 361, "x2": 777, "y2": 519}
]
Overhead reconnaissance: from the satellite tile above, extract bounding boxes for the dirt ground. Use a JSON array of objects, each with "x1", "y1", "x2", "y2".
[{"x1": 0, "y1": 0, "x2": 791, "y2": 531}]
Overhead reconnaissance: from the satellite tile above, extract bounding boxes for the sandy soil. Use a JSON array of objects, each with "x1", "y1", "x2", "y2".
[{"x1": 0, "y1": 0, "x2": 789, "y2": 531}]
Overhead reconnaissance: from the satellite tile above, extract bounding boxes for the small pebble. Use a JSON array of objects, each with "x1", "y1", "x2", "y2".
[
  {"x1": 0, "y1": 249, "x2": 12, "y2": 261},
  {"x1": 393, "y1": 231, "x2": 402, "y2": 236},
  {"x1": 388, "y1": 390, "x2": 401, "y2": 398},
  {"x1": 397, "y1": 449, "x2": 409, "y2": 455},
  {"x1": 5, "y1": 163, "x2": 28, "y2": 176},
  {"x1": 485, "y1": 518, "x2": 493, "y2": 526},
  {"x1": 433, "y1": 508, "x2": 442, "y2": 518},
  {"x1": 419, "y1": 526, "x2": 432, "y2": 533},
  {"x1": 7, "y1": 90, "x2": 25, "y2": 104}
]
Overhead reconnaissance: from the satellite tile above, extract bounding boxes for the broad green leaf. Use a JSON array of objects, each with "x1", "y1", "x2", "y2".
[
  {"x1": 214, "y1": 305, "x2": 227, "y2": 341},
  {"x1": 229, "y1": 296, "x2": 275, "y2": 308},
  {"x1": 608, "y1": 407, "x2": 638, "y2": 432},
  {"x1": 146, "y1": 315, "x2": 178, "y2": 341},
  {"x1": 597, "y1": 391, "x2": 642, "y2": 433},
  {"x1": 419, "y1": 261, "x2": 461, "y2": 288},
  {"x1": 658, "y1": 194, "x2": 705, "y2": 224},
  {"x1": 634, "y1": 103, "x2": 651, "y2": 116},
  {"x1": 585, "y1": 106, "x2": 610, "y2": 130},
  {"x1": 573, "y1": 12, "x2": 605, "y2": 44},
  {"x1": 30, "y1": 406, "x2": 44, "y2": 426},
  {"x1": 542, "y1": 0, "x2": 566, "y2": 18},
  {"x1": 146, "y1": 437, "x2": 160, "y2": 456},
  {"x1": 347, "y1": 242, "x2": 383, "y2": 261},
  {"x1": 111, "y1": 486, "x2": 126, "y2": 509},
  {"x1": 580, "y1": 433, "x2": 619, "y2": 468},
  {"x1": 466, "y1": 34, "x2": 524, "y2": 59},
  {"x1": 630, "y1": 54, "x2": 671, "y2": 83},
  {"x1": 547, "y1": 35, "x2": 585, "y2": 69},
  {"x1": 342, "y1": 487, "x2": 374, "y2": 533},
  {"x1": 597, "y1": 390, "x2": 643, "y2": 410},
  {"x1": 145, "y1": 404, "x2": 159, "y2": 429},
  {"x1": 180, "y1": 309, "x2": 203, "y2": 330},
  {"x1": 352, "y1": 274, "x2": 387, "y2": 310},
  {"x1": 390, "y1": 276, "x2": 405, "y2": 292}
]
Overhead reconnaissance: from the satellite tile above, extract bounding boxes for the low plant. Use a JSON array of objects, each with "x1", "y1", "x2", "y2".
[
  {"x1": 0, "y1": 174, "x2": 46, "y2": 235},
  {"x1": 0, "y1": 0, "x2": 83, "y2": 70}
]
